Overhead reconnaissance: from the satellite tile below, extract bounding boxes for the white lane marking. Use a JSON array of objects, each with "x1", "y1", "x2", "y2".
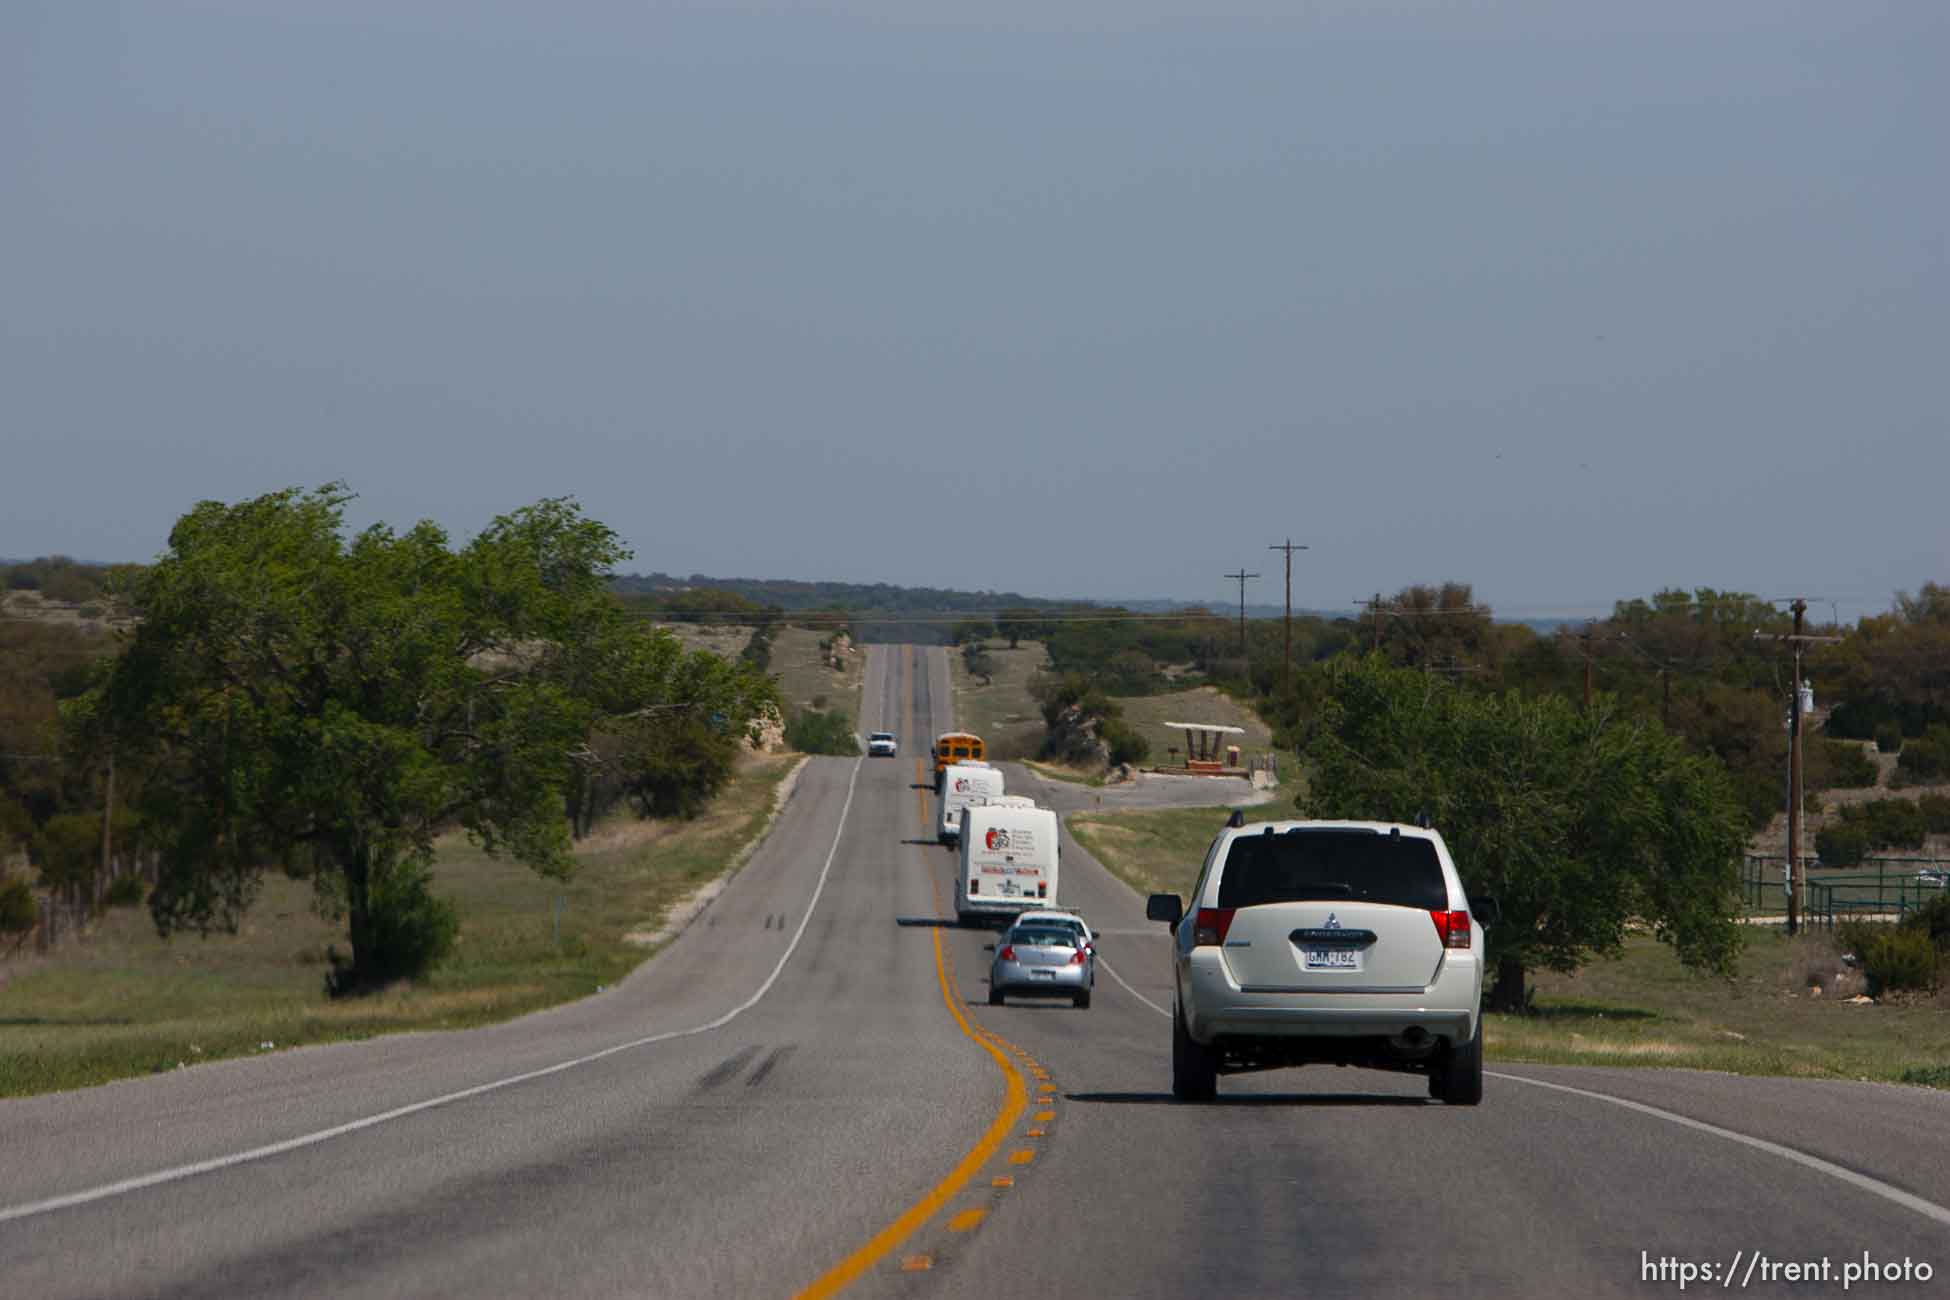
[
  {"x1": 1110, "y1": 965, "x2": 1950, "y2": 1228},
  {"x1": 0, "y1": 758, "x2": 867, "y2": 1227},
  {"x1": 1487, "y1": 1071, "x2": 1950, "y2": 1230},
  {"x1": 1097, "y1": 956, "x2": 1171, "y2": 1018}
]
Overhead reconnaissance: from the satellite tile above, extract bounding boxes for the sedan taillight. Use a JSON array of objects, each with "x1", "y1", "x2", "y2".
[
  {"x1": 1430, "y1": 909, "x2": 1472, "y2": 949},
  {"x1": 1068, "y1": 948, "x2": 1088, "y2": 965},
  {"x1": 1191, "y1": 907, "x2": 1235, "y2": 947},
  {"x1": 998, "y1": 945, "x2": 1016, "y2": 962}
]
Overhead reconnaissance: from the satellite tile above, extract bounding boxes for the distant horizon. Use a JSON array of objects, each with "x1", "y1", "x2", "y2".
[{"x1": 11, "y1": 551, "x2": 1904, "y2": 629}]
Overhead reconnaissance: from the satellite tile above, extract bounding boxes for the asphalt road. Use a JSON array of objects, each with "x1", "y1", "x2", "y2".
[{"x1": 3, "y1": 645, "x2": 1947, "y2": 1299}]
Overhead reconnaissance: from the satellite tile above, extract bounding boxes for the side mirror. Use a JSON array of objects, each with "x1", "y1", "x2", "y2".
[
  {"x1": 1472, "y1": 896, "x2": 1502, "y2": 927},
  {"x1": 1146, "y1": 893, "x2": 1183, "y2": 927}
]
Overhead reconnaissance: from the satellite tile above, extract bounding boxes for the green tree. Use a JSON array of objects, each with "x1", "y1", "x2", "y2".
[
  {"x1": 0, "y1": 874, "x2": 36, "y2": 944},
  {"x1": 72, "y1": 486, "x2": 746, "y2": 994},
  {"x1": 33, "y1": 811, "x2": 102, "y2": 898},
  {"x1": 962, "y1": 642, "x2": 996, "y2": 685},
  {"x1": 995, "y1": 607, "x2": 1044, "y2": 650},
  {"x1": 1300, "y1": 658, "x2": 1749, "y2": 1012}
]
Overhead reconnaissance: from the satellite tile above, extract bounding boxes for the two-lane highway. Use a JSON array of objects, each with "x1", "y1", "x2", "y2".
[{"x1": 4, "y1": 644, "x2": 1947, "y2": 1298}]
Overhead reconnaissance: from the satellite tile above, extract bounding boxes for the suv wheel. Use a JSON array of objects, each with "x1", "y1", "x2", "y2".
[
  {"x1": 1172, "y1": 1006, "x2": 1218, "y2": 1102},
  {"x1": 1430, "y1": 1024, "x2": 1483, "y2": 1105}
]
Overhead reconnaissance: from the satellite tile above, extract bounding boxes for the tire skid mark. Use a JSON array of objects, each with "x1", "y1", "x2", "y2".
[
  {"x1": 745, "y1": 1044, "x2": 796, "y2": 1089},
  {"x1": 694, "y1": 1045, "x2": 762, "y2": 1092}
]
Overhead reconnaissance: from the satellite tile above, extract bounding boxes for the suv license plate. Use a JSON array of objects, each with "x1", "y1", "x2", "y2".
[{"x1": 1304, "y1": 949, "x2": 1360, "y2": 971}]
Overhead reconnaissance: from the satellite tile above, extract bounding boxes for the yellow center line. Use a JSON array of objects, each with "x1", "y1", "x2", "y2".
[{"x1": 792, "y1": 701, "x2": 1030, "y2": 1299}]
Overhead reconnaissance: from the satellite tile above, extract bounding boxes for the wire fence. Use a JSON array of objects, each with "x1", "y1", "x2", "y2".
[{"x1": 1742, "y1": 853, "x2": 1948, "y2": 926}]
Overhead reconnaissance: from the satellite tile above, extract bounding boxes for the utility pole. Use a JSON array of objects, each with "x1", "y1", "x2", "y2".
[
  {"x1": 1755, "y1": 600, "x2": 1841, "y2": 935},
  {"x1": 99, "y1": 751, "x2": 115, "y2": 906},
  {"x1": 1582, "y1": 626, "x2": 1594, "y2": 712},
  {"x1": 1267, "y1": 540, "x2": 1308, "y2": 692},
  {"x1": 1223, "y1": 568, "x2": 1259, "y2": 655}
]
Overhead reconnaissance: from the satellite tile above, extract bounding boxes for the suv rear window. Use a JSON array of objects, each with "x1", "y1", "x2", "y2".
[{"x1": 1215, "y1": 830, "x2": 1447, "y2": 911}]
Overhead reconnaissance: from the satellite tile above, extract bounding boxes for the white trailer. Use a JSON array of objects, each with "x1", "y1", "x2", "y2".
[
  {"x1": 938, "y1": 761, "x2": 1005, "y2": 845},
  {"x1": 957, "y1": 803, "x2": 1061, "y2": 927}
]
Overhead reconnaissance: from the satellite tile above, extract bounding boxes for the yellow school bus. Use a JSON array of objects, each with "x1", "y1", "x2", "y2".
[{"x1": 931, "y1": 731, "x2": 985, "y2": 792}]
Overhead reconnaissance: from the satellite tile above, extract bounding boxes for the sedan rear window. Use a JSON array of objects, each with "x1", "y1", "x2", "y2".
[
  {"x1": 1008, "y1": 928, "x2": 1075, "y2": 948},
  {"x1": 1216, "y1": 830, "x2": 1447, "y2": 911}
]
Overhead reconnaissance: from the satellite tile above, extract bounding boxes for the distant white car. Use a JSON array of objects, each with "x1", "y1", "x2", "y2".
[
  {"x1": 1916, "y1": 868, "x2": 1948, "y2": 889},
  {"x1": 867, "y1": 731, "x2": 899, "y2": 758}
]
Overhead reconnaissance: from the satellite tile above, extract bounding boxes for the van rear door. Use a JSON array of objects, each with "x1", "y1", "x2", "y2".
[{"x1": 1209, "y1": 828, "x2": 1449, "y2": 994}]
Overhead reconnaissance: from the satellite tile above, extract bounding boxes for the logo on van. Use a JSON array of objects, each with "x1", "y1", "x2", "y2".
[
  {"x1": 985, "y1": 827, "x2": 1011, "y2": 851},
  {"x1": 954, "y1": 778, "x2": 971, "y2": 792}
]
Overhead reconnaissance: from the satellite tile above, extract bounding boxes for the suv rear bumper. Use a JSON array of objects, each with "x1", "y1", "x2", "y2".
[
  {"x1": 1193, "y1": 1005, "x2": 1473, "y2": 1042},
  {"x1": 1181, "y1": 951, "x2": 1481, "y2": 1046}
]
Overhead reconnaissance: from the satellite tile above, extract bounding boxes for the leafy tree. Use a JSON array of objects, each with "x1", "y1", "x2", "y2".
[
  {"x1": 0, "y1": 874, "x2": 36, "y2": 942},
  {"x1": 1895, "y1": 725, "x2": 1950, "y2": 785},
  {"x1": 950, "y1": 618, "x2": 994, "y2": 647},
  {"x1": 783, "y1": 709, "x2": 858, "y2": 756},
  {"x1": 32, "y1": 811, "x2": 103, "y2": 897},
  {"x1": 1299, "y1": 658, "x2": 1749, "y2": 1012},
  {"x1": 71, "y1": 486, "x2": 750, "y2": 994},
  {"x1": 962, "y1": 642, "x2": 996, "y2": 686},
  {"x1": 995, "y1": 607, "x2": 1045, "y2": 650}
]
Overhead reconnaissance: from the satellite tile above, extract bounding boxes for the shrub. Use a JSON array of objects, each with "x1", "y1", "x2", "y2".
[
  {"x1": 104, "y1": 873, "x2": 146, "y2": 907},
  {"x1": 1895, "y1": 726, "x2": 1950, "y2": 784},
  {"x1": 326, "y1": 859, "x2": 458, "y2": 996},
  {"x1": 1874, "y1": 722, "x2": 1904, "y2": 755},
  {"x1": 1102, "y1": 718, "x2": 1151, "y2": 767},
  {"x1": 1814, "y1": 823, "x2": 1870, "y2": 867},
  {"x1": 1920, "y1": 794, "x2": 1950, "y2": 835},
  {"x1": 784, "y1": 709, "x2": 859, "y2": 756},
  {"x1": 0, "y1": 875, "x2": 36, "y2": 935},
  {"x1": 1816, "y1": 739, "x2": 1878, "y2": 791},
  {"x1": 1902, "y1": 893, "x2": 1950, "y2": 951},
  {"x1": 1854, "y1": 927, "x2": 1939, "y2": 993},
  {"x1": 1825, "y1": 798, "x2": 1929, "y2": 860}
]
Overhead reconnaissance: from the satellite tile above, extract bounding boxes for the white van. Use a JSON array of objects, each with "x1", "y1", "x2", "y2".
[
  {"x1": 957, "y1": 803, "x2": 1061, "y2": 927},
  {"x1": 938, "y1": 762, "x2": 1005, "y2": 845}
]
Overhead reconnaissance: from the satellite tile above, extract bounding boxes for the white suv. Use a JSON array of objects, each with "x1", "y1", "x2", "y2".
[{"x1": 1146, "y1": 817, "x2": 1499, "y2": 1104}]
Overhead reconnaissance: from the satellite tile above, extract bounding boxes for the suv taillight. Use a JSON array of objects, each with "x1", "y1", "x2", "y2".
[
  {"x1": 1191, "y1": 907, "x2": 1235, "y2": 947},
  {"x1": 1430, "y1": 909, "x2": 1471, "y2": 949}
]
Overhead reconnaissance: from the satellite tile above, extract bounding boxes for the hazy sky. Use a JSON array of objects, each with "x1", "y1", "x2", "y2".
[{"x1": 6, "y1": 1, "x2": 1945, "y2": 621}]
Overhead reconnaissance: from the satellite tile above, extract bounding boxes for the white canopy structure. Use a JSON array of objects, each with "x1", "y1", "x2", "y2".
[{"x1": 1162, "y1": 721, "x2": 1246, "y2": 770}]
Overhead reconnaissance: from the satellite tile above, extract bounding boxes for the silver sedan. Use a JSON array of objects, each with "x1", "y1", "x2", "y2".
[{"x1": 988, "y1": 923, "x2": 1094, "y2": 1009}]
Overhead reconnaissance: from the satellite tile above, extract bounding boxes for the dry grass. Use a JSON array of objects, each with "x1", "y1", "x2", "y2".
[
  {"x1": 0, "y1": 753, "x2": 801, "y2": 1097},
  {"x1": 949, "y1": 638, "x2": 1051, "y2": 760},
  {"x1": 1113, "y1": 685, "x2": 1276, "y2": 771},
  {"x1": 771, "y1": 626, "x2": 864, "y2": 726},
  {"x1": 652, "y1": 622, "x2": 753, "y2": 660}
]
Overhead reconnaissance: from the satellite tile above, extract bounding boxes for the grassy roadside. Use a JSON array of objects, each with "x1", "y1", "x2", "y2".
[
  {"x1": 771, "y1": 626, "x2": 864, "y2": 727},
  {"x1": 1068, "y1": 803, "x2": 1950, "y2": 1089},
  {"x1": 948, "y1": 638, "x2": 1049, "y2": 760},
  {"x1": 0, "y1": 753, "x2": 802, "y2": 1098},
  {"x1": 1112, "y1": 685, "x2": 1277, "y2": 772}
]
